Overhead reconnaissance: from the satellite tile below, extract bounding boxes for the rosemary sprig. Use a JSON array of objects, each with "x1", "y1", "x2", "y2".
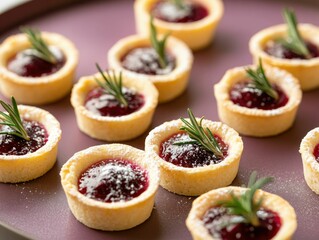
[
  {"x1": 95, "y1": 64, "x2": 128, "y2": 107},
  {"x1": 150, "y1": 16, "x2": 170, "y2": 69},
  {"x1": 0, "y1": 97, "x2": 30, "y2": 141},
  {"x1": 174, "y1": 108, "x2": 224, "y2": 158},
  {"x1": 280, "y1": 8, "x2": 310, "y2": 58},
  {"x1": 172, "y1": 0, "x2": 185, "y2": 9},
  {"x1": 219, "y1": 171, "x2": 273, "y2": 227},
  {"x1": 21, "y1": 27, "x2": 57, "y2": 64},
  {"x1": 246, "y1": 59, "x2": 279, "y2": 100}
]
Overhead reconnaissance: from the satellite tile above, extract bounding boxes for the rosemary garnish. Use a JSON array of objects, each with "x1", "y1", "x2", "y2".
[
  {"x1": 219, "y1": 171, "x2": 273, "y2": 227},
  {"x1": 20, "y1": 27, "x2": 57, "y2": 64},
  {"x1": 280, "y1": 8, "x2": 310, "y2": 58},
  {"x1": 172, "y1": 0, "x2": 185, "y2": 9},
  {"x1": 174, "y1": 108, "x2": 223, "y2": 158},
  {"x1": 95, "y1": 64, "x2": 128, "y2": 107},
  {"x1": 150, "y1": 16, "x2": 170, "y2": 69},
  {"x1": 0, "y1": 97, "x2": 30, "y2": 141},
  {"x1": 246, "y1": 59, "x2": 279, "y2": 100}
]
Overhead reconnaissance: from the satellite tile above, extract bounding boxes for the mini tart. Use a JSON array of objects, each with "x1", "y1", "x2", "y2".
[
  {"x1": 134, "y1": 0, "x2": 224, "y2": 51},
  {"x1": 108, "y1": 34, "x2": 193, "y2": 103},
  {"x1": 0, "y1": 105, "x2": 61, "y2": 183},
  {"x1": 145, "y1": 119, "x2": 243, "y2": 196},
  {"x1": 0, "y1": 32, "x2": 78, "y2": 105},
  {"x1": 60, "y1": 144, "x2": 159, "y2": 231},
  {"x1": 71, "y1": 70, "x2": 158, "y2": 141},
  {"x1": 214, "y1": 65, "x2": 302, "y2": 137},
  {"x1": 249, "y1": 24, "x2": 319, "y2": 91},
  {"x1": 186, "y1": 186, "x2": 297, "y2": 240},
  {"x1": 300, "y1": 127, "x2": 319, "y2": 194}
]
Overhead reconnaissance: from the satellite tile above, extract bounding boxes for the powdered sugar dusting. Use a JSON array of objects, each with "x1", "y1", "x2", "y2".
[
  {"x1": 121, "y1": 47, "x2": 175, "y2": 75},
  {"x1": 78, "y1": 159, "x2": 149, "y2": 203},
  {"x1": 0, "y1": 119, "x2": 48, "y2": 155}
]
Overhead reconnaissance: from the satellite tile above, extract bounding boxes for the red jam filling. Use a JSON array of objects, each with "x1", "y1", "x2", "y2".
[
  {"x1": 0, "y1": 120, "x2": 48, "y2": 156},
  {"x1": 78, "y1": 159, "x2": 149, "y2": 203},
  {"x1": 159, "y1": 132, "x2": 228, "y2": 168},
  {"x1": 84, "y1": 87, "x2": 145, "y2": 117},
  {"x1": 313, "y1": 143, "x2": 319, "y2": 162},
  {"x1": 202, "y1": 207, "x2": 282, "y2": 240},
  {"x1": 7, "y1": 46, "x2": 65, "y2": 77},
  {"x1": 121, "y1": 47, "x2": 175, "y2": 75},
  {"x1": 230, "y1": 81, "x2": 288, "y2": 110},
  {"x1": 264, "y1": 41, "x2": 319, "y2": 59},
  {"x1": 152, "y1": 1, "x2": 208, "y2": 23}
]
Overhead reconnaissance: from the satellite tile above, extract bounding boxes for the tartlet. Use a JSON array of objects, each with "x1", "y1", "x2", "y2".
[
  {"x1": 145, "y1": 117, "x2": 243, "y2": 196},
  {"x1": 108, "y1": 34, "x2": 193, "y2": 103},
  {"x1": 0, "y1": 105, "x2": 61, "y2": 183},
  {"x1": 0, "y1": 31, "x2": 78, "y2": 105},
  {"x1": 300, "y1": 127, "x2": 319, "y2": 194},
  {"x1": 70, "y1": 70, "x2": 158, "y2": 141},
  {"x1": 249, "y1": 24, "x2": 319, "y2": 91},
  {"x1": 60, "y1": 144, "x2": 159, "y2": 231},
  {"x1": 134, "y1": 0, "x2": 224, "y2": 50},
  {"x1": 214, "y1": 65, "x2": 302, "y2": 137},
  {"x1": 186, "y1": 186, "x2": 297, "y2": 240}
]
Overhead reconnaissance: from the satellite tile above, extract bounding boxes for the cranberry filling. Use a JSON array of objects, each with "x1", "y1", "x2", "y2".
[
  {"x1": 265, "y1": 40, "x2": 319, "y2": 59},
  {"x1": 78, "y1": 159, "x2": 149, "y2": 203},
  {"x1": 84, "y1": 87, "x2": 145, "y2": 117},
  {"x1": 121, "y1": 47, "x2": 175, "y2": 75},
  {"x1": 313, "y1": 143, "x2": 319, "y2": 162},
  {"x1": 0, "y1": 120, "x2": 48, "y2": 156},
  {"x1": 7, "y1": 46, "x2": 65, "y2": 77},
  {"x1": 230, "y1": 81, "x2": 288, "y2": 110},
  {"x1": 159, "y1": 132, "x2": 228, "y2": 168},
  {"x1": 202, "y1": 207, "x2": 282, "y2": 240},
  {"x1": 152, "y1": 1, "x2": 208, "y2": 23}
]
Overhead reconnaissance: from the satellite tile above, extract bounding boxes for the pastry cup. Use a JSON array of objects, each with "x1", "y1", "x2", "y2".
[
  {"x1": 71, "y1": 70, "x2": 158, "y2": 141},
  {"x1": 145, "y1": 119, "x2": 243, "y2": 196},
  {"x1": 249, "y1": 24, "x2": 319, "y2": 91},
  {"x1": 134, "y1": 0, "x2": 224, "y2": 51},
  {"x1": 60, "y1": 144, "x2": 159, "y2": 231},
  {"x1": 214, "y1": 65, "x2": 302, "y2": 137},
  {"x1": 0, "y1": 105, "x2": 61, "y2": 183},
  {"x1": 300, "y1": 127, "x2": 319, "y2": 194},
  {"x1": 0, "y1": 32, "x2": 78, "y2": 105},
  {"x1": 108, "y1": 34, "x2": 193, "y2": 103},
  {"x1": 186, "y1": 186, "x2": 297, "y2": 240}
]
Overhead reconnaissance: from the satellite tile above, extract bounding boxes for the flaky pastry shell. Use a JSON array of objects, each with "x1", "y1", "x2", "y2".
[
  {"x1": 145, "y1": 119, "x2": 243, "y2": 196},
  {"x1": 108, "y1": 34, "x2": 193, "y2": 103},
  {"x1": 186, "y1": 186, "x2": 297, "y2": 240},
  {"x1": 214, "y1": 65, "x2": 302, "y2": 137},
  {"x1": 134, "y1": 0, "x2": 224, "y2": 50},
  {"x1": 60, "y1": 144, "x2": 159, "y2": 231},
  {"x1": 71, "y1": 71, "x2": 158, "y2": 141},
  {"x1": 0, "y1": 105, "x2": 61, "y2": 183},
  {"x1": 249, "y1": 24, "x2": 319, "y2": 91},
  {"x1": 0, "y1": 32, "x2": 78, "y2": 105},
  {"x1": 300, "y1": 127, "x2": 319, "y2": 194}
]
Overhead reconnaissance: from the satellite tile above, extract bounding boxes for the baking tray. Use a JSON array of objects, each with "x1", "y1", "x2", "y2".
[{"x1": 0, "y1": 0, "x2": 319, "y2": 239}]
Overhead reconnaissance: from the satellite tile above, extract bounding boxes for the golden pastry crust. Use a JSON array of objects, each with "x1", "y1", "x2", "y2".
[
  {"x1": 108, "y1": 34, "x2": 193, "y2": 103},
  {"x1": 186, "y1": 186, "x2": 297, "y2": 240},
  {"x1": 300, "y1": 127, "x2": 319, "y2": 194},
  {"x1": 71, "y1": 71, "x2": 158, "y2": 141},
  {"x1": 249, "y1": 24, "x2": 319, "y2": 91},
  {"x1": 0, "y1": 32, "x2": 78, "y2": 105},
  {"x1": 145, "y1": 119, "x2": 243, "y2": 196},
  {"x1": 0, "y1": 105, "x2": 61, "y2": 183},
  {"x1": 134, "y1": 0, "x2": 224, "y2": 51},
  {"x1": 214, "y1": 65, "x2": 302, "y2": 137},
  {"x1": 60, "y1": 144, "x2": 159, "y2": 231}
]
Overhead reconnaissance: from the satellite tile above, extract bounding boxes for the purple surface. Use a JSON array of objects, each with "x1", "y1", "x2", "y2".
[{"x1": 0, "y1": 0, "x2": 319, "y2": 239}]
